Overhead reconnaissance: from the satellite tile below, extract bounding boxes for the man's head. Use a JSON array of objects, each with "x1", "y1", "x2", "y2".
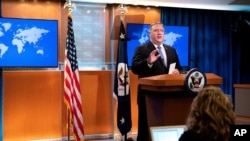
[{"x1": 149, "y1": 22, "x2": 165, "y2": 46}]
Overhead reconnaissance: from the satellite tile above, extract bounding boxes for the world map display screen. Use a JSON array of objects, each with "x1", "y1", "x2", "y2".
[
  {"x1": 126, "y1": 23, "x2": 189, "y2": 68},
  {"x1": 0, "y1": 17, "x2": 58, "y2": 68}
]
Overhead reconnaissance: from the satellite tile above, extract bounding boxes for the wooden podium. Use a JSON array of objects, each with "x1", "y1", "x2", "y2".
[{"x1": 138, "y1": 73, "x2": 223, "y2": 128}]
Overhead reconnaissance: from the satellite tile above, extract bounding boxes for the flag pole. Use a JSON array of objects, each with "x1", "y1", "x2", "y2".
[
  {"x1": 119, "y1": 5, "x2": 127, "y2": 141},
  {"x1": 122, "y1": 16, "x2": 127, "y2": 140},
  {"x1": 64, "y1": 1, "x2": 76, "y2": 141},
  {"x1": 117, "y1": 4, "x2": 133, "y2": 141}
]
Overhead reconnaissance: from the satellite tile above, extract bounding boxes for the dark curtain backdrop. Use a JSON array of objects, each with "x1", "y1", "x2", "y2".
[{"x1": 161, "y1": 7, "x2": 250, "y2": 96}]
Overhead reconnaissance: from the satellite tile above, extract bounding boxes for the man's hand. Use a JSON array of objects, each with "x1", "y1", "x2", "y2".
[
  {"x1": 172, "y1": 69, "x2": 180, "y2": 74},
  {"x1": 147, "y1": 49, "x2": 160, "y2": 64}
]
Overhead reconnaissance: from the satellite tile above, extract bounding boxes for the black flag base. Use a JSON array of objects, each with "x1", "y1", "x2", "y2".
[
  {"x1": 120, "y1": 136, "x2": 134, "y2": 141},
  {"x1": 121, "y1": 137, "x2": 134, "y2": 141},
  {"x1": 127, "y1": 137, "x2": 134, "y2": 141}
]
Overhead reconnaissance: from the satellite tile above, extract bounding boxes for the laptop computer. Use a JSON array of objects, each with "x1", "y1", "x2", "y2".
[{"x1": 150, "y1": 125, "x2": 187, "y2": 141}]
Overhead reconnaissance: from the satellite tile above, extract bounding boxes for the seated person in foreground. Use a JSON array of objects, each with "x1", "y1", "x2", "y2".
[{"x1": 179, "y1": 86, "x2": 236, "y2": 141}]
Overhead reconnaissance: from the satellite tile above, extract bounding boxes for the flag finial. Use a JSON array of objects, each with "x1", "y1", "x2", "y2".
[
  {"x1": 117, "y1": 4, "x2": 128, "y2": 21},
  {"x1": 64, "y1": 0, "x2": 76, "y2": 13}
]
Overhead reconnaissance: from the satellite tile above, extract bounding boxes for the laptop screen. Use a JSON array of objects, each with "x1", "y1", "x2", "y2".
[{"x1": 150, "y1": 125, "x2": 187, "y2": 141}]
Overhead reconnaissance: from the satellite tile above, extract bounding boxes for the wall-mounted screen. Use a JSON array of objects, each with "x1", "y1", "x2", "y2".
[
  {"x1": 0, "y1": 17, "x2": 58, "y2": 68},
  {"x1": 127, "y1": 23, "x2": 189, "y2": 68}
]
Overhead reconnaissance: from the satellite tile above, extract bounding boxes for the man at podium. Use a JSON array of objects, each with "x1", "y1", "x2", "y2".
[{"x1": 131, "y1": 22, "x2": 182, "y2": 141}]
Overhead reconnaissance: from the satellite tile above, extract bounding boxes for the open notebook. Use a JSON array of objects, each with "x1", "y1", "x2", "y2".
[{"x1": 150, "y1": 125, "x2": 187, "y2": 141}]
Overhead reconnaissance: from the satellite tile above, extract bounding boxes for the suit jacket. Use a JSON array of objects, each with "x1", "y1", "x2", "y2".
[{"x1": 131, "y1": 41, "x2": 181, "y2": 78}]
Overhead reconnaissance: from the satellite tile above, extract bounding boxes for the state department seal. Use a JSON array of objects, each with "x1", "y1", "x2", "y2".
[{"x1": 185, "y1": 68, "x2": 207, "y2": 94}]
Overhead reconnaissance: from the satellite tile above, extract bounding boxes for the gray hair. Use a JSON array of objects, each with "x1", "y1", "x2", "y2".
[{"x1": 148, "y1": 22, "x2": 164, "y2": 32}]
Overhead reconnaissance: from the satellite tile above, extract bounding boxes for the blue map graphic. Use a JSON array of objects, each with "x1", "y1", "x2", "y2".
[{"x1": 0, "y1": 18, "x2": 58, "y2": 68}]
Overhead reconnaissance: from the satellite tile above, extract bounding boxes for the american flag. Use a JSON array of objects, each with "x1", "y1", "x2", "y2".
[{"x1": 64, "y1": 13, "x2": 84, "y2": 141}]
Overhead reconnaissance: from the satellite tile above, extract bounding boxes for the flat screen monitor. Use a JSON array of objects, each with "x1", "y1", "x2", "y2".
[
  {"x1": 0, "y1": 17, "x2": 58, "y2": 68},
  {"x1": 127, "y1": 23, "x2": 189, "y2": 68},
  {"x1": 150, "y1": 125, "x2": 187, "y2": 141}
]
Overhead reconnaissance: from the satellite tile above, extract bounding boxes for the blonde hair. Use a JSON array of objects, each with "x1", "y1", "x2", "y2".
[{"x1": 186, "y1": 86, "x2": 236, "y2": 141}]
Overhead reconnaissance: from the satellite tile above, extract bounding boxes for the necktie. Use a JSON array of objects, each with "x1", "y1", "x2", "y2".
[{"x1": 157, "y1": 46, "x2": 166, "y2": 66}]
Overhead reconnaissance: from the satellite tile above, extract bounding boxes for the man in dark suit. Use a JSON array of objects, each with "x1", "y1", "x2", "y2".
[{"x1": 131, "y1": 22, "x2": 182, "y2": 141}]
